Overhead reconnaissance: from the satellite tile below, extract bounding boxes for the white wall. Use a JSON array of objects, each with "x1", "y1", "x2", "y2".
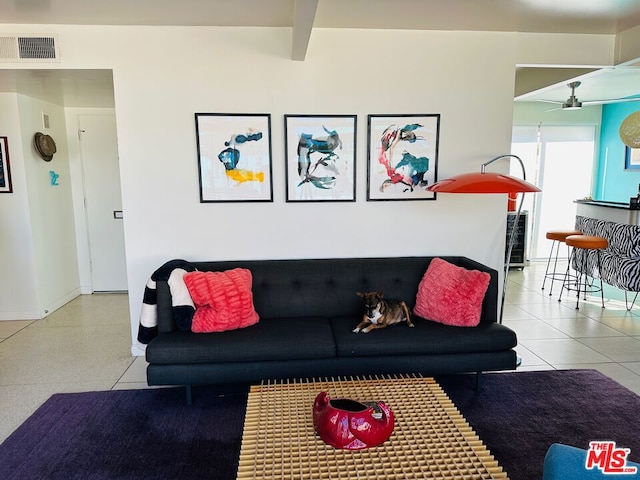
[
  {"x1": 109, "y1": 28, "x2": 521, "y2": 354},
  {"x1": 0, "y1": 93, "x2": 39, "y2": 319},
  {"x1": 16, "y1": 95, "x2": 81, "y2": 316},
  {"x1": 0, "y1": 24, "x2": 618, "y2": 354},
  {"x1": 0, "y1": 93, "x2": 80, "y2": 319}
]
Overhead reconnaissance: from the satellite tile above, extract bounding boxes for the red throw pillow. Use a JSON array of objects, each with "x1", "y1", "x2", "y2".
[
  {"x1": 414, "y1": 258, "x2": 490, "y2": 327},
  {"x1": 183, "y1": 268, "x2": 259, "y2": 333}
]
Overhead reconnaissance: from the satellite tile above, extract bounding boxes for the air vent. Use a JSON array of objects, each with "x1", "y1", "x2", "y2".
[{"x1": 0, "y1": 35, "x2": 60, "y2": 62}]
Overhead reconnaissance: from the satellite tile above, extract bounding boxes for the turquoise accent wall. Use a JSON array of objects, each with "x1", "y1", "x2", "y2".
[{"x1": 596, "y1": 102, "x2": 640, "y2": 201}]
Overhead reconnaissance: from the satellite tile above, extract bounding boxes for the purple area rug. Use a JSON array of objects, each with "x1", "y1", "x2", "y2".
[
  {"x1": 437, "y1": 370, "x2": 640, "y2": 480},
  {"x1": 0, "y1": 385, "x2": 248, "y2": 480},
  {"x1": 1, "y1": 370, "x2": 639, "y2": 480}
]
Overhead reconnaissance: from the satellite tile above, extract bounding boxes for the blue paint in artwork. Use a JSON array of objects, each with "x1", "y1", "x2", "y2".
[
  {"x1": 218, "y1": 148, "x2": 241, "y2": 170},
  {"x1": 395, "y1": 151, "x2": 429, "y2": 187},
  {"x1": 396, "y1": 151, "x2": 429, "y2": 170},
  {"x1": 399, "y1": 124, "x2": 423, "y2": 143},
  {"x1": 224, "y1": 132, "x2": 263, "y2": 147},
  {"x1": 216, "y1": 130, "x2": 265, "y2": 184},
  {"x1": 298, "y1": 127, "x2": 341, "y2": 155}
]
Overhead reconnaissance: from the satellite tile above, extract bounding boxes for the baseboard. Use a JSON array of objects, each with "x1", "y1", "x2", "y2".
[
  {"x1": 131, "y1": 344, "x2": 146, "y2": 356},
  {"x1": 0, "y1": 311, "x2": 42, "y2": 321},
  {"x1": 43, "y1": 288, "x2": 82, "y2": 317}
]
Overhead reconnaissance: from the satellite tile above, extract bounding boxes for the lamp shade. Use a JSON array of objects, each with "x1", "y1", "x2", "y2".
[{"x1": 427, "y1": 172, "x2": 540, "y2": 194}]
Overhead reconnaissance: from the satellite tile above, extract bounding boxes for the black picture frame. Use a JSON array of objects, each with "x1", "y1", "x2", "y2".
[
  {"x1": 284, "y1": 114, "x2": 357, "y2": 202},
  {"x1": 366, "y1": 114, "x2": 440, "y2": 201},
  {"x1": 0, "y1": 137, "x2": 13, "y2": 193},
  {"x1": 194, "y1": 113, "x2": 273, "y2": 202}
]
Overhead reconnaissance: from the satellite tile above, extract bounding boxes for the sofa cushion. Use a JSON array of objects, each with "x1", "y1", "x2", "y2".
[
  {"x1": 330, "y1": 315, "x2": 516, "y2": 357},
  {"x1": 146, "y1": 316, "x2": 336, "y2": 364},
  {"x1": 184, "y1": 268, "x2": 259, "y2": 333},
  {"x1": 413, "y1": 257, "x2": 490, "y2": 327}
]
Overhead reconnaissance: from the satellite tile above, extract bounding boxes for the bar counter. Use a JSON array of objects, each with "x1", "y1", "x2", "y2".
[{"x1": 574, "y1": 199, "x2": 640, "y2": 225}]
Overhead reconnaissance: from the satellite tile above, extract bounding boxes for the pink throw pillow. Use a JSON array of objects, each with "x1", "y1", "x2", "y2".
[
  {"x1": 183, "y1": 268, "x2": 259, "y2": 333},
  {"x1": 414, "y1": 258, "x2": 490, "y2": 327}
]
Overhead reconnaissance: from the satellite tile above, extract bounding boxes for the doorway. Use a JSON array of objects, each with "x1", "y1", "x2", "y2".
[
  {"x1": 512, "y1": 124, "x2": 596, "y2": 260},
  {"x1": 78, "y1": 114, "x2": 128, "y2": 292}
]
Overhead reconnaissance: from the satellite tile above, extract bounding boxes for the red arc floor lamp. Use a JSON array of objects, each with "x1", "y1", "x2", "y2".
[{"x1": 427, "y1": 154, "x2": 541, "y2": 324}]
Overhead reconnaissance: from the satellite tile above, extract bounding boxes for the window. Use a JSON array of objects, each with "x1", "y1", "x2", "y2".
[{"x1": 512, "y1": 125, "x2": 596, "y2": 260}]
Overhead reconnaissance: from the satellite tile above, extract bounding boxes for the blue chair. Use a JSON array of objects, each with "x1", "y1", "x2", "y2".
[{"x1": 543, "y1": 443, "x2": 640, "y2": 479}]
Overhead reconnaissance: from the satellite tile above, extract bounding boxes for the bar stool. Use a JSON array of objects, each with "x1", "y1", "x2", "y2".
[
  {"x1": 558, "y1": 234, "x2": 608, "y2": 310},
  {"x1": 541, "y1": 229, "x2": 582, "y2": 296}
]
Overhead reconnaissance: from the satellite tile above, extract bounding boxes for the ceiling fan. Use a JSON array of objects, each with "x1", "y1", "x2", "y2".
[{"x1": 540, "y1": 81, "x2": 640, "y2": 111}]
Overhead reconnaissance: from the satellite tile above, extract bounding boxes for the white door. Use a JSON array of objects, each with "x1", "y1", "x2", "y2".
[{"x1": 79, "y1": 114, "x2": 128, "y2": 291}]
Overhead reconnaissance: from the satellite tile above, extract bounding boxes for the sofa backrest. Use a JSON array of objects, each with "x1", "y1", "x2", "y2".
[{"x1": 156, "y1": 256, "x2": 499, "y2": 332}]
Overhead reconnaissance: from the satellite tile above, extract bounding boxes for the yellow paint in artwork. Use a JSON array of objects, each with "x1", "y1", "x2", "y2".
[{"x1": 226, "y1": 169, "x2": 265, "y2": 183}]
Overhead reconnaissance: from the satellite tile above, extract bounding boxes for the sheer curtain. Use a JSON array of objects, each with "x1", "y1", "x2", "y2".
[{"x1": 512, "y1": 125, "x2": 596, "y2": 260}]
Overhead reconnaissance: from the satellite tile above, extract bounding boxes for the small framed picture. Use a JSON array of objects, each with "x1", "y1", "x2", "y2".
[
  {"x1": 625, "y1": 146, "x2": 640, "y2": 170},
  {"x1": 195, "y1": 113, "x2": 273, "y2": 202},
  {"x1": 366, "y1": 114, "x2": 440, "y2": 201},
  {"x1": 284, "y1": 114, "x2": 357, "y2": 202},
  {"x1": 0, "y1": 137, "x2": 13, "y2": 193}
]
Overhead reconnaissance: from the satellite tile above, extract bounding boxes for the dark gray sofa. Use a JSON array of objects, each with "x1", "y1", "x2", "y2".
[{"x1": 145, "y1": 256, "x2": 518, "y2": 400}]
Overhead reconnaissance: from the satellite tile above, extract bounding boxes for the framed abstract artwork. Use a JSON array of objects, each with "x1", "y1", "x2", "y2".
[
  {"x1": 625, "y1": 146, "x2": 640, "y2": 170},
  {"x1": 0, "y1": 137, "x2": 12, "y2": 193},
  {"x1": 284, "y1": 114, "x2": 356, "y2": 202},
  {"x1": 195, "y1": 113, "x2": 273, "y2": 202},
  {"x1": 366, "y1": 114, "x2": 440, "y2": 201}
]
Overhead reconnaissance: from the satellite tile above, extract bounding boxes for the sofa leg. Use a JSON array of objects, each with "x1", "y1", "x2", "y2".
[
  {"x1": 185, "y1": 385, "x2": 192, "y2": 405},
  {"x1": 474, "y1": 372, "x2": 483, "y2": 392}
]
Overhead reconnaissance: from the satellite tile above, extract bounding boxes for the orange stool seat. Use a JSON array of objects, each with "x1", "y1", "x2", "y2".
[
  {"x1": 546, "y1": 230, "x2": 582, "y2": 242},
  {"x1": 565, "y1": 235, "x2": 608, "y2": 250},
  {"x1": 542, "y1": 229, "x2": 583, "y2": 296},
  {"x1": 559, "y1": 235, "x2": 608, "y2": 309}
]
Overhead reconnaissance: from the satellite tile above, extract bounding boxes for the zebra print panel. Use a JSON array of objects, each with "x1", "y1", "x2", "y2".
[{"x1": 572, "y1": 216, "x2": 640, "y2": 292}]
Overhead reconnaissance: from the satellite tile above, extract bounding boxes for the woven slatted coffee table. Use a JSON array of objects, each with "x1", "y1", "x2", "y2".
[{"x1": 236, "y1": 375, "x2": 508, "y2": 479}]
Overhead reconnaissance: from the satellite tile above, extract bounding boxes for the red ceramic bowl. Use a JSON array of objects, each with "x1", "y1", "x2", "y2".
[{"x1": 312, "y1": 391, "x2": 394, "y2": 450}]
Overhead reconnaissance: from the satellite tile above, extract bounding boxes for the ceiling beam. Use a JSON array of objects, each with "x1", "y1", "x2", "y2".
[
  {"x1": 514, "y1": 67, "x2": 598, "y2": 98},
  {"x1": 291, "y1": 0, "x2": 319, "y2": 61},
  {"x1": 615, "y1": 25, "x2": 640, "y2": 66}
]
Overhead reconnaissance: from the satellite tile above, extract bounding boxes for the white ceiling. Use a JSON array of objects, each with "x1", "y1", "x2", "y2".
[
  {"x1": 1, "y1": 0, "x2": 640, "y2": 107},
  {"x1": 2, "y1": 0, "x2": 640, "y2": 33},
  {"x1": 516, "y1": 65, "x2": 640, "y2": 105}
]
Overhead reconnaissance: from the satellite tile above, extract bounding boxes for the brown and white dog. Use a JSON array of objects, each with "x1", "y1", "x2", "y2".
[{"x1": 353, "y1": 290, "x2": 414, "y2": 333}]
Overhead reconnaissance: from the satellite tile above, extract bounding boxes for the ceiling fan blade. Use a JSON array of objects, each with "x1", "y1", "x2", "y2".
[
  {"x1": 537, "y1": 99, "x2": 563, "y2": 104},
  {"x1": 582, "y1": 97, "x2": 640, "y2": 106}
]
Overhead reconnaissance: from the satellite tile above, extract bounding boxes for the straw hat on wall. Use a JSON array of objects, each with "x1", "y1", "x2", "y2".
[{"x1": 33, "y1": 132, "x2": 57, "y2": 162}]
